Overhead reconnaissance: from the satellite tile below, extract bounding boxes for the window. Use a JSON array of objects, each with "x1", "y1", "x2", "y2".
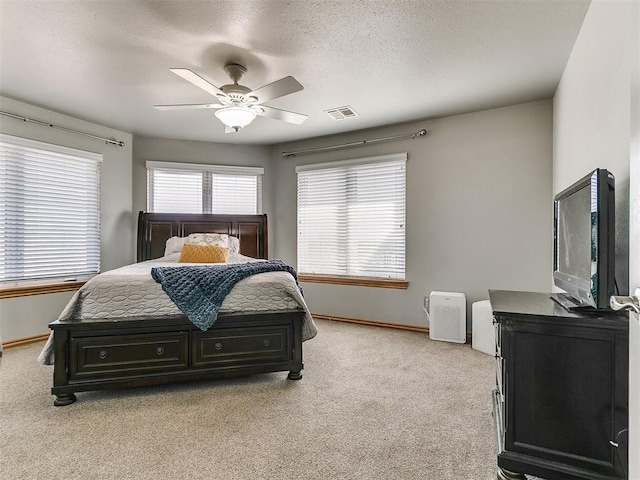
[
  {"x1": 146, "y1": 161, "x2": 263, "y2": 214},
  {"x1": 0, "y1": 134, "x2": 102, "y2": 287},
  {"x1": 296, "y1": 153, "x2": 406, "y2": 280}
]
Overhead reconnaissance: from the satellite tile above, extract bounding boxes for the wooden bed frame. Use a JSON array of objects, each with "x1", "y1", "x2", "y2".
[{"x1": 49, "y1": 212, "x2": 305, "y2": 406}]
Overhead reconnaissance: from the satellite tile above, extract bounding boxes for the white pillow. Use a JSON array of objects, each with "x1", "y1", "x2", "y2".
[
  {"x1": 164, "y1": 236, "x2": 186, "y2": 256},
  {"x1": 164, "y1": 233, "x2": 241, "y2": 256},
  {"x1": 228, "y1": 236, "x2": 240, "y2": 254},
  {"x1": 186, "y1": 233, "x2": 229, "y2": 248}
]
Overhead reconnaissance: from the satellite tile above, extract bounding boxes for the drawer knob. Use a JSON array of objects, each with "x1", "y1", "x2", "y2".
[
  {"x1": 262, "y1": 339, "x2": 270, "y2": 347},
  {"x1": 156, "y1": 346, "x2": 164, "y2": 355},
  {"x1": 98, "y1": 350, "x2": 108, "y2": 360},
  {"x1": 215, "y1": 342, "x2": 223, "y2": 351}
]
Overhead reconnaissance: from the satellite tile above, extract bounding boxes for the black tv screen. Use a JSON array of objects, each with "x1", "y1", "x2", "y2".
[{"x1": 553, "y1": 168, "x2": 615, "y2": 310}]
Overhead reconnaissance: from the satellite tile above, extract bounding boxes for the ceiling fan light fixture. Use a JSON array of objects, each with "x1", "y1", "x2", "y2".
[
  {"x1": 215, "y1": 106, "x2": 256, "y2": 130},
  {"x1": 158, "y1": 65, "x2": 306, "y2": 131}
]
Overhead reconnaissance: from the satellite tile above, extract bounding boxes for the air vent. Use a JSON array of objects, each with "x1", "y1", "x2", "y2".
[{"x1": 324, "y1": 106, "x2": 358, "y2": 121}]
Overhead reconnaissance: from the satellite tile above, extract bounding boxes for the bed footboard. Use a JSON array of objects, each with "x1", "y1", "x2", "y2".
[{"x1": 50, "y1": 311, "x2": 305, "y2": 406}]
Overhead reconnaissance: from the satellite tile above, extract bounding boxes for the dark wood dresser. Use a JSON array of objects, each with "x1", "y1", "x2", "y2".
[{"x1": 489, "y1": 290, "x2": 629, "y2": 480}]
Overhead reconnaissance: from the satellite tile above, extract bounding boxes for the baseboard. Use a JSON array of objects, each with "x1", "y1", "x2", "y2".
[
  {"x1": 312, "y1": 313, "x2": 430, "y2": 333},
  {"x1": 2, "y1": 333, "x2": 49, "y2": 351},
  {"x1": 312, "y1": 313, "x2": 472, "y2": 341}
]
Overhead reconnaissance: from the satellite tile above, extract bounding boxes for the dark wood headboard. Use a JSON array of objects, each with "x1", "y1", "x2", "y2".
[{"x1": 137, "y1": 211, "x2": 268, "y2": 262}]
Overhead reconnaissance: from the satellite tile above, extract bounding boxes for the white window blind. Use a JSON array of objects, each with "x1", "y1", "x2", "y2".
[
  {"x1": 296, "y1": 153, "x2": 406, "y2": 280},
  {"x1": 0, "y1": 134, "x2": 102, "y2": 286},
  {"x1": 149, "y1": 169, "x2": 203, "y2": 214},
  {"x1": 146, "y1": 161, "x2": 263, "y2": 214}
]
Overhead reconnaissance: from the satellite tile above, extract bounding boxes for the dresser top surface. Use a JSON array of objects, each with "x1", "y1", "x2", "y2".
[{"x1": 488, "y1": 290, "x2": 627, "y2": 323}]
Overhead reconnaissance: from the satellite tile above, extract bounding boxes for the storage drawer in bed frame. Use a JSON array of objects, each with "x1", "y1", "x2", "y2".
[
  {"x1": 70, "y1": 332, "x2": 189, "y2": 380},
  {"x1": 192, "y1": 325, "x2": 291, "y2": 367},
  {"x1": 50, "y1": 311, "x2": 305, "y2": 406}
]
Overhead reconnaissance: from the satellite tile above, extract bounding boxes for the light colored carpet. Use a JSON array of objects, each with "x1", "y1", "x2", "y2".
[{"x1": 1, "y1": 319, "x2": 503, "y2": 480}]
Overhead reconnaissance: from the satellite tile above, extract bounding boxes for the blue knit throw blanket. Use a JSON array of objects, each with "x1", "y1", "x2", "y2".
[{"x1": 151, "y1": 260, "x2": 300, "y2": 331}]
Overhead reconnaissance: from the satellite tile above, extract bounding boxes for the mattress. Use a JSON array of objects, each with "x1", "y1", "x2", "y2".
[{"x1": 38, "y1": 253, "x2": 316, "y2": 364}]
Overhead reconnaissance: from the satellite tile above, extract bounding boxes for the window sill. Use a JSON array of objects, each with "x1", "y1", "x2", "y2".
[
  {"x1": 298, "y1": 274, "x2": 408, "y2": 289},
  {"x1": 0, "y1": 281, "x2": 86, "y2": 299}
]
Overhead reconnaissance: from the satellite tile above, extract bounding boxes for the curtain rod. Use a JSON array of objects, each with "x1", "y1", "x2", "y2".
[
  {"x1": 281, "y1": 129, "x2": 426, "y2": 158},
  {"x1": 0, "y1": 111, "x2": 125, "y2": 147}
]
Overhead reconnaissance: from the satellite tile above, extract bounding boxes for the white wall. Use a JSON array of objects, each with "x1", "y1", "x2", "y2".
[
  {"x1": 553, "y1": 0, "x2": 632, "y2": 295},
  {"x1": 0, "y1": 96, "x2": 133, "y2": 341},
  {"x1": 271, "y1": 100, "x2": 553, "y2": 329},
  {"x1": 132, "y1": 136, "x2": 273, "y2": 253}
]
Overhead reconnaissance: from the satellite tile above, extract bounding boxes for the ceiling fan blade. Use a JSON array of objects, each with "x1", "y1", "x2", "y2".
[
  {"x1": 225, "y1": 125, "x2": 237, "y2": 134},
  {"x1": 256, "y1": 105, "x2": 308, "y2": 125},
  {"x1": 245, "y1": 76, "x2": 303, "y2": 104},
  {"x1": 154, "y1": 103, "x2": 224, "y2": 110},
  {"x1": 169, "y1": 68, "x2": 226, "y2": 98}
]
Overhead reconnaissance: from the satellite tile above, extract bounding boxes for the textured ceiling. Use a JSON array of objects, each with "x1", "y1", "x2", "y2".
[{"x1": 0, "y1": 0, "x2": 590, "y2": 145}]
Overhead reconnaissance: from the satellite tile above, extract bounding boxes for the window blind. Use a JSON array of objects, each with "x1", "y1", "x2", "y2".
[
  {"x1": 296, "y1": 153, "x2": 406, "y2": 280},
  {"x1": 146, "y1": 161, "x2": 263, "y2": 214},
  {"x1": 148, "y1": 169, "x2": 203, "y2": 214},
  {"x1": 0, "y1": 134, "x2": 102, "y2": 286}
]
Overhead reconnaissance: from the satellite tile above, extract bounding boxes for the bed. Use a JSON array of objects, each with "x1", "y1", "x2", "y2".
[{"x1": 41, "y1": 212, "x2": 316, "y2": 406}]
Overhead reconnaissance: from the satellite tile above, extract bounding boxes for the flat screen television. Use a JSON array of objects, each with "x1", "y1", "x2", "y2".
[{"x1": 552, "y1": 168, "x2": 615, "y2": 311}]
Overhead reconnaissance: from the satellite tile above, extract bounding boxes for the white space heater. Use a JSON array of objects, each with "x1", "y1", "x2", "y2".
[{"x1": 427, "y1": 291, "x2": 466, "y2": 343}]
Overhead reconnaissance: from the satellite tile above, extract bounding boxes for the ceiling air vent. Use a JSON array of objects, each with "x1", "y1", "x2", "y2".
[{"x1": 324, "y1": 106, "x2": 358, "y2": 121}]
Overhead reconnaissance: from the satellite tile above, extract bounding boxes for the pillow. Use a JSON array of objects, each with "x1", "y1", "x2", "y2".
[
  {"x1": 164, "y1": 236, "x2": 186, "y2": 256},
  {"x1": 178, "y1": 244, "x2": 230, "y2": 263},
  {"x1": 228, "y1": 236, "x2": 240, "y2": 254},
  {"x1": 164, "y1": 233, "x2": 239, "y2": 256},
  {"x1": 186, "y1": 233, "x2": 229, "y2": 248}
]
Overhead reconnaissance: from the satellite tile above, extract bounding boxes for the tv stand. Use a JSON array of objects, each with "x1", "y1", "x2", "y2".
[
  {"x1": 490, "y1": 290, "x2": 628, "y2": 480},
  {"x1": 549, "y1": 292, "x2": 615, "y2": 314},
  {"x1": 549, "y1": 292, "x2": 581, "y2": 310}
]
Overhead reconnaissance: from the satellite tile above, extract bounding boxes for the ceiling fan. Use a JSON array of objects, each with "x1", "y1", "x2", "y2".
[{"x1": 154, "y1": 64, "x2": 308, "y2": 132}]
